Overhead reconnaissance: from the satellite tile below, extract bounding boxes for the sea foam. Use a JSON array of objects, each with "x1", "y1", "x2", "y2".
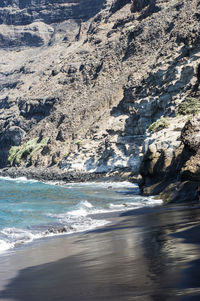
[
  {"x1": 0, "y1": 178, "x2": 163, "y2": 253},
  {"x1": 0, "y1": 176, "x2": 38, "y2": 184}
]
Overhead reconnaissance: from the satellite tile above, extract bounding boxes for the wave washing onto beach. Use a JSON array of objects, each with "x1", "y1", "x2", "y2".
[
  {"x1": 0, "y1": 176, "x2": 39, "y2": 183},
  {"x1": 0, "y1": 177, "x2": 163, "y2": 252},
  {"x1": 0, "y1": 219, "x2": 109, "y2": 252}
]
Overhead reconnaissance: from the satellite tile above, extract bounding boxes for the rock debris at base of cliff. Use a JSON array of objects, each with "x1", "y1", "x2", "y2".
[{"x1": 0, "y1": 0, "x2": 200, "y2": 201}]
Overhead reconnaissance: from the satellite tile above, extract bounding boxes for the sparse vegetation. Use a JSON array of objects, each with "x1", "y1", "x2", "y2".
[
  {"x1": 8, "y1": 146, "x2": 21, "y2": 165},
  {"x1": 75, "y1": 141, "x2": 82, "y2": 146},
  {"x1": 148, "y1": 117, "x2": 170, "y2": 133},
  {"x1": 8, "y1": 137, "x2": 49, "y2": 166},
  {"x1": 178, "y1": 97, "x2": 200, "y2": 116}
]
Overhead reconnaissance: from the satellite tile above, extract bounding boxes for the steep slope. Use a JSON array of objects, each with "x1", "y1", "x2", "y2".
[
  {"x1": 0, "y1": 0, "x2": 106, "y2": 47},
  {"x1": 0, "y1": 0, "x2": 200, "y2": 193}
]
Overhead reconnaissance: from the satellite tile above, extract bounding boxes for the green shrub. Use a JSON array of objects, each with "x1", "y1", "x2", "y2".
[
  {"x1": 30, "y1": 137, "x2": 49, "y2": 157},
  {"x1": 8, "y1": 146, "x2": 20, "y2": 165},
  {"x1": 178, "y1": 97, "x2": 200, "y2": 115},
  {"x1": 8, "y1": 137, "x2": 49, "y2": 166},
  {"x1": 148, "y1": 117, "x2": 169, "y2": 133}
]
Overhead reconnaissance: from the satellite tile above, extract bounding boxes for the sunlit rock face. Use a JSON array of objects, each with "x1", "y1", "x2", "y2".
[{"x1": 0, "y1": 0, "x2": 199, "y2": 190}]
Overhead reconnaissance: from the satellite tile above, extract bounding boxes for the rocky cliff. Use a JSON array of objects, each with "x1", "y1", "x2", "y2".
[
  {"x1": 0, "y1": 0, "x2": 106, "y2": 47},
  {"x1": 0, "y1": 0, "x2": 200, "y2": 200}
]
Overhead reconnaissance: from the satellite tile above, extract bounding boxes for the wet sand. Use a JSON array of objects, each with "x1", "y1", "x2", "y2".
[{"x1": 0, "y1": 203, "x2": 200, "y2": 301}]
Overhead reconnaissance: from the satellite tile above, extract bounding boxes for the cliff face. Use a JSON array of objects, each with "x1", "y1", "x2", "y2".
[
  {"x1": 0, "y1": 0, "x2": 200, "y2": 194},
  {"x1": 0, "y1": 0, "x2": 106, "y2": 47},
  {"x1": 0, "y1": 0, "x2": 105, "y2": 25},
  {"x1": 140, "y1": 112, "x2": 200, "y2": 202}
]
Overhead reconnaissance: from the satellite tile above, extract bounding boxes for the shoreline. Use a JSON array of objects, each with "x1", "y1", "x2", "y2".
[
  {"x1": 0, "y1": 166, "x2": 138, "y2": 183},
  {"x1": 1, "y1": 202, "x2": 200, "y2": 300},
  {"x1": 0, "y1": 172, "x2": 199, "y2": 256},
  {"x1": 0, "y1": 177, "x2": 151, "y2": 253},
  {"x1": 0, "y1": 179, "x2": 163, "y2": 254},
  {"x1": 1, "y1": 167, "x2": 199, "y2": 204}
]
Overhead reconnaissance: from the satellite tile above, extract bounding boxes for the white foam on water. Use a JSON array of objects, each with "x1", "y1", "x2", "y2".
[
  {"x1": 64, "y1": 181, "x2": 138, "y2": 189},
  {"x1": 0, "y1": 176, "x2": 38, "y2": 184},
  {"x1": 68, "y1": 200, "x2": 94, "y2": 216},
  {"x1": 46, "y1": 201, "x2": 110, "y2": 239},
  {"x1": 44, "y1": 180, "x2": 64, "y2": 186},
  {"x1": 52, "y1": 196, "x2": 163, "y2": 219},
  {"x1": 71, "y1": 218, "x2": 110, "y2": 232},
  {"x1": 109, "y1": 197, "x2": 163, "y2": 211},
  {"x1": 0, "y1": 178, "x2": 163, "y2": 253},
  {"x1": 0, "y1": 239, "x2": 14, "y2": 252},
  {"x1": 143, "y1": 197, "x2": 163, "y2": 206},
  {"x1": 68, "y1": 208, "x2": 88, "y2": 217},
  {"x1": 63, "y1": 204, "x2": 106, "y2": 217},
  {"x1": 46, "y1": 196, "x2": 163, "y2": 238},
  {"x1": 0, "y1": 214, "x2": 110, "y2": 253},
  {"x1": 0, "y1": 195, "x2": 163, "y2": 253},
  {"x1": 80, "y1": 200, "x2": 93, "y2": 208},
  {"x1": 1, "y1": 228, "x2": 42, "y2": 247},
  {"x1": 0, "y1": 228, "x2": 40, "y2": 253}
]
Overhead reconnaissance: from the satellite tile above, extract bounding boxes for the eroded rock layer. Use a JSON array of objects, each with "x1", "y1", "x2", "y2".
[{"x1": 0, "y1": 0, "x2": 200, "y2": 199}]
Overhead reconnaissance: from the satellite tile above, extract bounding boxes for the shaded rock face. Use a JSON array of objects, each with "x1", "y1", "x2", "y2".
[
  {"x1": 0, "y1": 0, "x2": 200, "y2": 187},
  {"x1": 0, "y1": 126, "x2": 25, "y2": 167},
  {"x1": 181, "y1": 114, "x2": 200, "y2": 153},
  {"x1": 130, "y1": 0, "x2": 162, "y2": 21},
  {"x1": 140, "y1": 113, "x2": 200, "y2": 201},
  {"x1": 0, "y1": 0, "x2": 106, "y2": 25},
  {"x1": 110, "y1": 0, "x2": 131, "y2": 13},
  {"x1": 131, "y1": 0, "x2": 156, "y2": 13},
  {"x1": 180, "y1": 114, "x2": 200, "y2": 181},
  {"x1": 139, "y1": 117, "x2": 186, "y2": 186},
  {"x1": 0, "y1": 0, "x2": 106, "y2": 47}
]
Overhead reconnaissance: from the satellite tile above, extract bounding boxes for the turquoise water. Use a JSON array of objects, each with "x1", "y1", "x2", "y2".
[{"x1": 0, "y1": 177, "x2": 162, "y2": 252}]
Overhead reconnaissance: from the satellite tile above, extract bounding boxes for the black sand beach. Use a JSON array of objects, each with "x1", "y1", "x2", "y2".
[{"x1": 0, "y1": 203, "x2": 200, "y2": 301}]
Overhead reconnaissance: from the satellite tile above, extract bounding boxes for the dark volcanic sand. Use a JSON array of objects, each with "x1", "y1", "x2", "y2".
[{"x1": 0, "y1": 203, "x2": 200, "y2": 301}]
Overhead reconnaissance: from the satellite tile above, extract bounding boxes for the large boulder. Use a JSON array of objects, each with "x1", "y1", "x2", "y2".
[
  {"x1": 180, "y1": 113, "x2": 200, "y2": 181},
  {"x1": 181, "y1": 113, "x2": 200, "y2": 152},
  {"x1": 140, "y1": 114, "x2": 200, "y2": 202}
]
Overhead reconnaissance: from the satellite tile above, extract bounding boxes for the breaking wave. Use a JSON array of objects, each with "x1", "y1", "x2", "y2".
[{"x1": 0, "y1": 178, "x2": 163, "y2": 253}]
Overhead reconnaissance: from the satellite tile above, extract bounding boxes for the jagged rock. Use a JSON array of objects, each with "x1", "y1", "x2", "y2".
[
  {"x1": 131, "y1": 0, "x2": 156, "y2": 13},
  {"x1": 181, "y1": 113, "x2": 200, "y2": 152},
  {"x1": 180, "y1": 153, "x2": 200, "y2": 182},
  {"x1": 0, "y1": 0, "x2": 106, "y2": 48},
  {"x1": 110, "y1": 0, "x2": 131, "y2": 13},
  {"x1": 0, "y1": 0, "x2": 106, "y2": 26},
  {"x1": 140, "y1": 113, "x2": 200, "y2": 201},
  {"x1": 180, "y1": 113, "x2": 200, "y2": 181},
  {"x1": 140, "y1": 116, "x2": 185, "y2": 185},
  {"x1": 0, "y1": 0, "x2": 199, "y2": 198}
]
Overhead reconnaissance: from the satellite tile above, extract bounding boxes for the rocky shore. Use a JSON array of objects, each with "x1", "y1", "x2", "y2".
[
  {"x1": 0, "y1": 166, "x2": 128, "y2": 183},
  {"x1": 140, "y1": 113, "x2": 200, "y2": 202},
  {"x1": 0, "y1": 0, "x2": 200, "y2": 202}
]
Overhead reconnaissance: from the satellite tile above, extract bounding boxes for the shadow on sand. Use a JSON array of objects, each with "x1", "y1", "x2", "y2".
[{"x1": 1, "y1": 205, "x2": 200, "y2": 301}]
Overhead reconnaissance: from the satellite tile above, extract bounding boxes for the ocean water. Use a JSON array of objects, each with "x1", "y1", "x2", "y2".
[{"x1": 0, "y1": 176, "x2": 163, "y2": 252}]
